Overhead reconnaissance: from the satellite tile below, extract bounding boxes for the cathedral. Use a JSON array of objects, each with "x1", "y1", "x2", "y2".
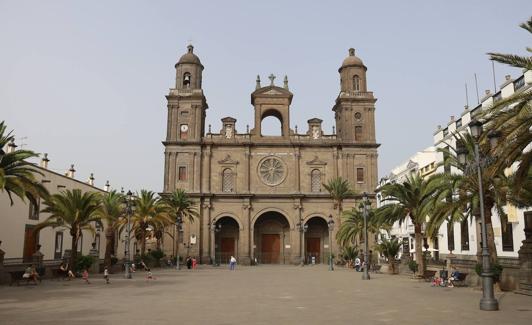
[{"x1": 162, "y1": 45, "x2": 379, "y2": 265}]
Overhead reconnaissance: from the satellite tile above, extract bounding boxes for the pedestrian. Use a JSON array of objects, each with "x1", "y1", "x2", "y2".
[
  {"x1": 82, "y1": 269, "x2": 90, "y2": 284},
  {"x1": 186, "y1": 256, "x2": 192, "y2": 269},
  {"x1": 192, "y1": 256, "x2": 197, "y2": 269},
  {"x1": 104, "y1": 267, "x2": 110, "y2": 284},
  {"x1": 145, "y1": 268, "x2": 156, "y2": 281},
  {"x1": 354, "y1": 257, "x2": 361, "y2": 272},
  {"x1": 229, "y1": 255, "x2": 237, "y2": 271}
]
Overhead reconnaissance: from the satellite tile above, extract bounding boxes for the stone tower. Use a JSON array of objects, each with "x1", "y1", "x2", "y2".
[
  {"x1": 333, "y1": 48, "x2": 377, "y2": 144},
  {"x1": 163, "y1": 45, "x2": 208, "y2": 193}
]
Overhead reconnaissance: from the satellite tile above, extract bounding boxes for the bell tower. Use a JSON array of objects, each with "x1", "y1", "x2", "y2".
[
  {"x1": 333, "y1": 48, "x2": 377, "y2": 144},
  {"x1": 163, "y1": 45, "x2": 208, "y2": 193}
]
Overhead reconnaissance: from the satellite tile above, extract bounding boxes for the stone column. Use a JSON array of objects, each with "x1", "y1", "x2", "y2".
[
  {"x1": 239, "y1": 199, "x2": 252, "y2": 265},
  {"x1": 517, "y1": 212, "x2": 532, "y2": 295},
  {"x1": 294, "y1": 200, "x2": 303, "y2": 264},
  {"x1": 245, "y1": 148, "x2": 251, "y2": 193},
  {"x1": 201, "y1": 200, "x2": 212, "y2": 264},
  {"x1": 294, "y1": 149, "x2": 301, "y2": 193},
  {"x1": 333, "y1": 148, "x2": 339, "y2": 178}
]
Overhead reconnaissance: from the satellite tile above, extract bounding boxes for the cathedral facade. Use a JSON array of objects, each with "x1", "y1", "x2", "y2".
[{"x1": 162, "y1": 46, "x2": 379, "y2": 265}]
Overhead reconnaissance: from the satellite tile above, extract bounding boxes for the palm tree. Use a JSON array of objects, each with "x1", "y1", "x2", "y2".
[
  {"x1": 375, "y1": 173, "x2": 441, "y2": 275},
  {"x1": 375, "y1": 236, "x2": 401, "y2": 274},
  {"x1": 131, "y1": 190, "x2": 172, "y2": 255},
  {"x1": 37, "y1": 189, "x2": 102, "y2": 268},
  {"x1": 483, "y1": 18, "x2": 532, "y2": 191},
  {"x1": 427, "y1": 133, "x2": 509, "y2": 264},
  {"x1": 97, "y1": 190, "x2": 124, "y2": 268},
  {"x1": 0, "y1": 121, "x2": 48, "y2": 206},
  {"x1": 160, "y1": 189, "x2": 199, "y2": 258},
  {"x1": 323, "y1": 177, "x2": 355, "y2": 223},
  {"x1": 336, "y1": 205, "x2": 384, "y2": 248}
]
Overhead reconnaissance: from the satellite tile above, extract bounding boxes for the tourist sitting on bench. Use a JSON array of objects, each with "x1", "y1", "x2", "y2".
[
  {"x1": 59, "y1": 262, "x2": 75, "y2": 280},
  {"x1": 448, "y1": 267, "x2": 460, "y2": 288},
  {"x1": 23, "y1": 265, "x2": 39, "y2": 284}
]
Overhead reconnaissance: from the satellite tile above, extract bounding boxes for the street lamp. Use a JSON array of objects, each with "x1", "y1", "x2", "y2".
[
  {"x1": 296, "y1": 220, "x2": 308, "y2": 266},
  {"x1": 457, "y1": 119, "x2": 500, "y2": 311},
  {"x1": 327, "y1": 215, "x2": 335, "y2": 271},
  {"x1": 175, "y1": 215, "x2": 183, "y2": 270},
  {"x1": 362, "y1": 192, "x2": 370, "y2": 280},
  {"x1": 124, "y1": 190, "x2": 133, "y2": 279},
  {"x1": 209, "y1": 220, "x2": 222, "y2": 266}
]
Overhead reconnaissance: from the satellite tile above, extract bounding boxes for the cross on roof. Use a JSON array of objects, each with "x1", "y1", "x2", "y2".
[{"x1": 268, "y1": 73, "x2": 276, "y2": 86}]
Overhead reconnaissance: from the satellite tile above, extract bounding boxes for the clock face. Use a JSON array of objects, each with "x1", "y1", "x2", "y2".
[{"x1": 180, "y1": 124, "x2": 189, "y2": 132}]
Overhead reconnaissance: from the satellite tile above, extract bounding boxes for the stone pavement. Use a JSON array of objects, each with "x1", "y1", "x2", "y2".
[{"x1": 0, "y1": 265, "x2": 531, "y2": 324}]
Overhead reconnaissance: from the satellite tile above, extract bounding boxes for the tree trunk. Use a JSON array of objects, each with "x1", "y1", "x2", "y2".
[
  {"x1": 70, "y1": 227, "x2": 78, "y2": 271},
  {"x1": 141, "y1": 228, "x2": 146, "y2": 256},
  {"x1": 103, "y1": 226, "x2": 114, "y2": 267},
  {"x1": 414, "y1": 223, "x2": 424, "y2": 276}
]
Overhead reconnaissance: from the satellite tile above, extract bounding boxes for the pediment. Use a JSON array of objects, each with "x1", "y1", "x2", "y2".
[
  {"x1": 218, "y1": 154, "x2": 239, "y2": 165},
  {"x1": 252, "y1": 85, "x2": 292, "y2": 97},
  {"x1": 306, "y1": 156, "x2": 327, "y2": 165},
  {"x1": 406, "y1": 160, "x2": 418, "y2": 170}
]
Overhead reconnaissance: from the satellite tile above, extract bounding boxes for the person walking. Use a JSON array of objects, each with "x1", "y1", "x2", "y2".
[
  {"x1": 229, "y1": 256, "x2": 237, "y2": 271},
  {"x1": 354, "y1": 257, "x2": 361, "y2": 272},
  {"x1": 104, "y1": 267, "x2": 110, "y2": 284},
  {"x1": 82, "y1": 269, "x2": 90, "y2": 284},
  {"x1": 192, "y1": 257, "x2": 197, "y2": 269}
]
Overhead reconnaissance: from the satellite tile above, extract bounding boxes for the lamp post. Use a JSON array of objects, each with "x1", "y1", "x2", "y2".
[
  {"x1": 296, "y1": 220, "x2": 308, "y2": 266},
  {"x1": 456, "y1": 120, "x2": 500, "y2": 311},
  {"x1": 362, "y1": 192, "x2": 370, "y2": 280},
  {"x1": 327, "y1": 215, "x2": 335, "y2": 271},
  {"x1": 209, "y1": 220, "x2": 222, "y2": 266},
  {"x1": 124, "y1": 190, "x2": 133, "y2": 279},
  {"x1": 175, "y1": 215, "x2": 183, "y2": 270}
]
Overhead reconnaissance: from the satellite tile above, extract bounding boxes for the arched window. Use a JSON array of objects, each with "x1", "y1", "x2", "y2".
[
  {"x1": 311, "y1": 169, "x2": 321, "y2": 192},
  {"x1": 222, "y1": 168, "x2": 234, "y2": 192},
  {"x1": 353, "y1": 75, "x2": 360, "y2": 91},
  {"x1": 183, "y1": 72, "x2": 191, "y2": 88}
]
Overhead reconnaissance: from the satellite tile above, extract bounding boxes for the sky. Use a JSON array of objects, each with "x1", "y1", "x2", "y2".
[{"x1": 1, "y1": 0, "x2": 531, "y2": 193}]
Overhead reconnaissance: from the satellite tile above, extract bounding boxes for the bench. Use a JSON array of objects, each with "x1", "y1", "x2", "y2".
[
  {"x1": 8, "y1": 270, "x2": 42, "y2": 286},
  {"x1": 423, "y1": 270, "x2": 437, "y2": 282},
  {"x1": 452, "y1": 273, "x2": 468, "y2": 287}
]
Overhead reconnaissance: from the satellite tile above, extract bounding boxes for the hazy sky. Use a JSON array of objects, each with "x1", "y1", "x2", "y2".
[{"x1": 1, "y1": 0, "x2": 530, "y2": 192}]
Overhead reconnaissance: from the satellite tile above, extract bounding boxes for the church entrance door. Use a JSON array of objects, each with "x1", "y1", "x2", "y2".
[
  {"x1": 306, "y1": 237, "x2": 321, "y2": 264},
  {"x1": 261, "y1": 234, "x2": 280, "y2": 264},
  {"x1": 220, "y1": 237, "x2": 235, "y2": 264}
]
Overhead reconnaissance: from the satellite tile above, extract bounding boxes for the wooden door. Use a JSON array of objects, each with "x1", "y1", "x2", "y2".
[
  {"x1": 306, "y1": 237, "x2": 321, "y2": 264},
  {"x1": 261, "y1": 234, "x2": 280, "y2": 264},
  {"x1": 220, "y1": 237, "x2": 235, "y2": 264},
  {"x1": 23, "y1": 225, "x2": 38, "y2": 262}
]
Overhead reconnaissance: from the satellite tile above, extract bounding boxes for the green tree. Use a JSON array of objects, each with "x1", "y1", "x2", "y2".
[
  {"x1": 428, "y1": 133, "x2": 510, "y2": 264},
  {"x1": 37, "y1": 189, "x2": 102, "y2": 267},
  {"x1": 323, "y1": 177, "x2": 355, "y2": 223},
  {"x1": 375, "y1": 174, "x2": 440, "y2": 275},
  {"x1": 0, "y1": 121, "x2": 48, "y2": 206},
  {"x1": 375, "y1": 236, "x2": 401, "y2": 274},
  {"x1": 336, "y1": 204, "x2": 384, "y2": 248},
  {"x1": 484, "y1": 18, "x2": 532, "y2": 192},
  {"x1": 160, "y1": 189, "x2": 199, "y2": 257},
  {"x1": 131, "y1": 190, "x2": 172, "y2": 255},
  {"x1": 98, "y1": 190, "x2": 124, "y2": 267}
]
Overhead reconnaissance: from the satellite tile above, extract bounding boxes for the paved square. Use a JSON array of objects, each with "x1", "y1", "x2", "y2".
[{"x1": 1, "y1": 265, "x2": 531, "y2": 324}]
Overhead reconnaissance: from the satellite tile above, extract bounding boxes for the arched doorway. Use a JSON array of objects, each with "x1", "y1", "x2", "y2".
[
  {"x1": 305, "y1": 217, "x2": 329, "y2": 264},
  {"x1": 215, "y1": 216, "x2": 239, "y2": 264},
  {"x1": 254, "y1": 211, "x2": 290, "y2": 264}
]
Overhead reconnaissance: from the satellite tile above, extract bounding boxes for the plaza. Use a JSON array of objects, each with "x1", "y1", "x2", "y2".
[{"x1": 1, "y1": 266, "x2": 531, "y2": 324}]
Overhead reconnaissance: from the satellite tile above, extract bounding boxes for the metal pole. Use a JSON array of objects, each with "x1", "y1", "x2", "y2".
[
  {"x1": 329, "y1": 229, "x2": 334, "y2": 271},
  {"x1": 124, "y1": 201, "x2": 132, "y2": 279},
  {"x1": 300, "y1": 224, "x2": 305, "y2": 267},
  {"x1": 175, "y1": 222, "x2": 180, "y2": 270},
  {"x1": 362, "y1": 195, "x2": 370, "y2": 280},
  {"x1": 474, "y1": 143, "x2": 498, "y2": 311}
]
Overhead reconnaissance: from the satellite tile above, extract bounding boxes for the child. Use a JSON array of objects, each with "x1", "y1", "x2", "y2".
[
  {"x1": 145, "y1": 268, "x2": 155, "y2": 281},
  {"x1": 104, "y1": 267, "x2": 110, "y2": 284},
  {"x1": 82, "y1": 269, "x2": 90, "y2": 284},
  {"x1": 192, "y1": 257, "x2": 197, "y2": 269}
]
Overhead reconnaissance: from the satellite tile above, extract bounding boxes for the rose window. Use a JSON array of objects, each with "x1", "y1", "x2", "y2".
[{"x1": 259, "y1": 157, "x2": 286, "y2": 186}]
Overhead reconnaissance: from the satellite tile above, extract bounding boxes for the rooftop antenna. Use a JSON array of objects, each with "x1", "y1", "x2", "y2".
[
  {"x1": 491, "y1": 60, "x2": 497, "y2": 94},
  {"x1": 17, "y1": 136, "x2": 28, "y2": 149},
  {"x1": 465, "y1": 83, "x2": 469, "y2": 108},
  {"x1": 474, "y1": 73, "x2": 480, "y2": 104}
]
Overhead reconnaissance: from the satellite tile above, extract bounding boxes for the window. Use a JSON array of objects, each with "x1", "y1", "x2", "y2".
[
  {"x1": 54, "y1": 232, "x2": 63, "y2": 260},
  {"x1": 311, "y1": 169, "x2": 321, "y2": 192},
  {"x1": 456, "y1": 119, "x2": 462, "y2": 128},
  {"x1": 356, "y1": 168, "x2": 364, "y2": 183},
  {"x1": 443, "y1": 146, "x2": 451, "y2": 174},
  {"x1": 447, "y1": 223, "x2": 455, "y2": 252},
  {"x1": 460, "y1": 218, "x2": 469, "y2": 251},
  {"x1": 355, "y1": 126, "x2": 363, "y2": 141},
  {"x1": 353, "y1": 75, "x2": 360, "y2": 91},
  {"x1": 183, "y1": 72, "x2": 191, "y2": 88},
  {"x1": 222, "y1": 168, "x2": 234, "y2": 192},
  {"x1": 178, "y1": 167, "x2": 187, "y2": 181},
  {"x1": 501, "y1": 221, "x2": 514, "y2": 251},
  {"x1": 28, "y1": 198, "x2": 40, "y2": 220}
]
